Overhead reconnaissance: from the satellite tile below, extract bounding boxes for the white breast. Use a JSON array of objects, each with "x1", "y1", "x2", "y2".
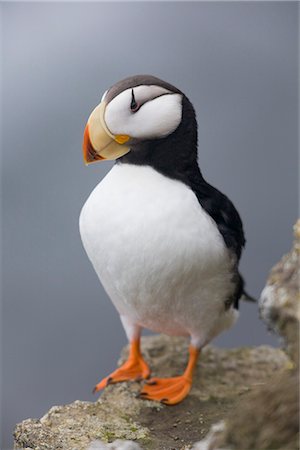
[{"x1": 80, "y1": 163, "x2": 237, "y2": 347}]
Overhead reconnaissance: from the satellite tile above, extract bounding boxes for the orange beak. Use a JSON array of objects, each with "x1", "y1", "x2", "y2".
[
  {"x1": 82, "y1": 101, "x2": 130, "y2": 165},
  {"x1": 83, "y1": 124, "x2": 105, "y2": 164}
]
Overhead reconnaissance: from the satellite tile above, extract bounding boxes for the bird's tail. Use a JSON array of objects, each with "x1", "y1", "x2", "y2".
[
  {"x1": 241, "y1": 290, "x2": 257, "y2": 303},
  {"x1": 234, "y1": 273, "x2": 256, "y2": 309}
]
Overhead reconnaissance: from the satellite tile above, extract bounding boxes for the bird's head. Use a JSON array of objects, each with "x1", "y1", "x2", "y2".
[{"x1": 83, "y1": 75, "x2": 197, "y2": 165}]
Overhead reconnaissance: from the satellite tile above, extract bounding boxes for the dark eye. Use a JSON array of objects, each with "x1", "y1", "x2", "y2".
[{"x1": 130, "y1": 89, "x2": 140, "y2": 112}]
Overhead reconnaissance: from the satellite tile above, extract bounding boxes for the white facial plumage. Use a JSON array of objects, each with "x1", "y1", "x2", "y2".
[{"x1": 104, "y1": 85, "x2": 182, "y2": 140}]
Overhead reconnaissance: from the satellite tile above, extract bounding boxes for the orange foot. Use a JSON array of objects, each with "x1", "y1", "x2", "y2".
[
  {"x1": 139, "y1": 375, "x2": 192, "y2": 405},
  {"x1": 93, "y1": 340, "x2": 150, "y2": 393},
  {"x1": 139, "y1": 345, "x2": 200, "y2": 405}
]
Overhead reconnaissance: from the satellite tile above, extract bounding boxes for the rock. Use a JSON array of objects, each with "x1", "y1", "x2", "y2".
[
  {"x1": 191, "y1": 421, "x2": 226, "y2": 450},
  {"x1": 260, "y1": 219, "x2": 300, "y2": 366},
  {"x1": 88, "y1": 440, "x2": 143, "y2": 450},
  {"x1": 14, "y1": 335, "x2": 289, "y2": 450},
  {"x1": 193, "y1": 221, "x2": 300, "y2": 450},
  {"x1": 192, "y1": 369, "x2": 299, "y2": 450}
]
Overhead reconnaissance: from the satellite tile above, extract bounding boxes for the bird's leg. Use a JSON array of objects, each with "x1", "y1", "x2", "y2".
[
  {"x1": 139, "y1": 345, "x2": 200, "y2": 405},
  {"x1": 93, "y1": 319, "x2": 150, "y2": 393},
  {"x1": 93, "y1": 339, "x2": 150, "y2": 393}
]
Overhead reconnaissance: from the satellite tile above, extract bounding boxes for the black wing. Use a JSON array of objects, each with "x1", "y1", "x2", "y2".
[
  {"x1": 193, "y1": 180, "x2": 245, "y2": 261},
  {"x1": 192, "y1": 180, "x2": 249, "y2": 309}
]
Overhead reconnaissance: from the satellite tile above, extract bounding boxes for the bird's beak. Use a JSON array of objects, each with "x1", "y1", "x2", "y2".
[{"x1": 82, "y1": 101, "x2": 131, "y2": 164}]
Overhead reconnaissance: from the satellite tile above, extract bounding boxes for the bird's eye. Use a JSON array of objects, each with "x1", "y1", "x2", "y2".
[{"x1": 130, "y1": 89, "x2": 140, "y2": 112}]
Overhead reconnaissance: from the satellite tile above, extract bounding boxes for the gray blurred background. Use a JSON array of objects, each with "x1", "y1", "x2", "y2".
[{"x1": 1, "y1": 2, "x2": 298, "y2": 448}]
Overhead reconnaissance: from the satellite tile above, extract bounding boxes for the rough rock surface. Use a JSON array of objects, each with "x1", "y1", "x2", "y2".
[
  {"x1": 14, "y1": 335, "x2": 289, "y2": 450},
  {"x1": 192, "y1": 220, "x2": 300, "y2": 450},
  {"x1": 192, "y1": 370, "x2": 299, "y2": 450},
  {"x1": 260, "y1": 219, "x2": 300, "y2": 366}
]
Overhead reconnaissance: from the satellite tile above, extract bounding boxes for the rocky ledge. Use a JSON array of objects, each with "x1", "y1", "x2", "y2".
[{"x1": 14, "y1": 336, "x2": 292, "y2": 450}]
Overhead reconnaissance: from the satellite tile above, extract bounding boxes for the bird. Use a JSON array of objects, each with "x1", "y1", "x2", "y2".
[{"x1": 80, "y1": 74, "x2": 252, "y2": 405}]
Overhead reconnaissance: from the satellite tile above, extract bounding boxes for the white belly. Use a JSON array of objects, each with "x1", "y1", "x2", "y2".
[{"x1": 80, "y1": 163, "x2": 237, "y2": 347}]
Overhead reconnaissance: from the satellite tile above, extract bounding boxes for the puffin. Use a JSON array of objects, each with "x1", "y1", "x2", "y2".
[{"x1": 80, "y1": 75, "x2": 250, "y2": 405}]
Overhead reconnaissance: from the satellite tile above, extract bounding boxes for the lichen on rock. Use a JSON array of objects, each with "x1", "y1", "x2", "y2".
[
  {"x1": 14, "y1": 398, "x2": 149, "y2": 450},
  {"x1": 14, "y1": 335, "x2": 290, "y2": 450}
]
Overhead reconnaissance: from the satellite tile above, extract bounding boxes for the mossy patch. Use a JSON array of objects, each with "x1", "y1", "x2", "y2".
[{"x1": 14, "y1": 335, "x2": 290, "y2": 450}]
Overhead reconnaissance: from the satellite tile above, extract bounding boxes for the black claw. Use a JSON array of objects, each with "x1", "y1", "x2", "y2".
[
  {"x1": 146, "y1": 380, "x2": 157, "y2": 385},
  {"x1": 139, "y1": 392, "x2": 149, "y2": 399},
  {"x1": 92, "y1": 386, "x2": 97, "y2": 394},
  {"x1": 106, "y1": 377, "x2": 113, "y2": 385}
]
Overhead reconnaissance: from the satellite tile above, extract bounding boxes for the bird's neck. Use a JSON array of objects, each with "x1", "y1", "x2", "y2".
[{"x1": 118, "y1": 96, "x2": 204, "y2": 186}]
